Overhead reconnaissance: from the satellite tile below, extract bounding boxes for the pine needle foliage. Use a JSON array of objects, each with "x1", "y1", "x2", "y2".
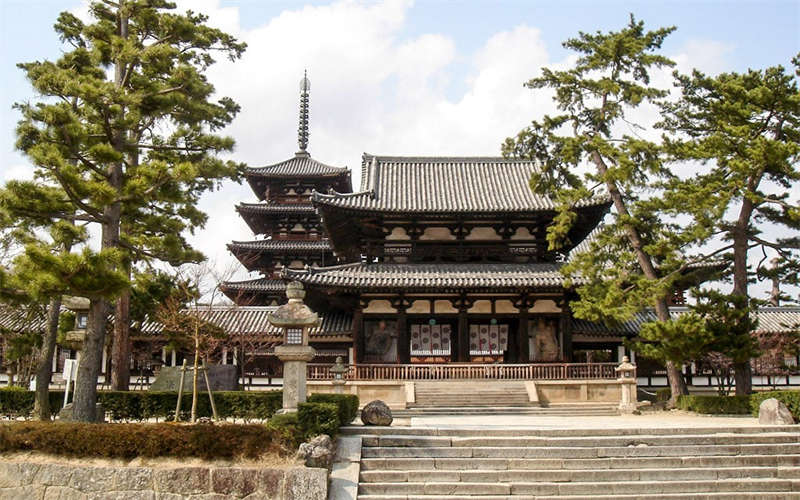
[
  {"x1": 5, "y1": 0, "x2": 247, "y2": 421},
  {"x1": 503, "y1": 15, "x2": 693, "y2": 401}
]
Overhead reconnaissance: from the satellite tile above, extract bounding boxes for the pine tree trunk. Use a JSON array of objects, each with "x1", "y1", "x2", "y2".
[
  {"x1": 72, "y1": 299, "x2": 109, "y2": 421},
  {"x1": 731, "y1": 188, "x2": 755, "y2": 396},
  {"x1": 111, "y1": 288, "x2": 131, "y2": 391},
  {"x1": 655, "y1": 300, "x2": 689, "y2": 406},
  {"x1": 32, "y1": 296, "x2": 62, "y2": 420},
  {"x1": 734, "y1": 361, "x2": 752, "y2": 395},
  {"x1": 70, "y1": 4, "x2": 128, "y2": 422},
  {"x1": 593, "y1": 151, "x2": 689, "y2": 405}
]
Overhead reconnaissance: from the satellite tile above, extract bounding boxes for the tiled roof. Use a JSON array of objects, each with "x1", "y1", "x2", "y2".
[
  {"x1": 228, "y1": 239, "x2": 331, "y2": 252},
  {"x1": 138, "y1": 305, "x2": 351, "y2": 338},
  {"x1": 757, "y1": 307, "x2": 800, "y2": 333},
  {"x1": 246, "y1": 153, "x2": 349, "y2": 179},
  {"x1": 220, "y1": 278, "x2": 287, "y2": 293},
  {"x1": 0, "y1": 304, "x2": 49, "y2": 333},
  {"x1": 284, "y1": 262, "x2": 582, "y2": 291},
  {"x1": 572, "y1": 306, "x2": 800, "y2": 338},
  {"x1": 312, "y1": 154, "x2": 610, "y2": 214},
  {"x1": 236, "y1": 203, "x2": 317, "y2": 215}
]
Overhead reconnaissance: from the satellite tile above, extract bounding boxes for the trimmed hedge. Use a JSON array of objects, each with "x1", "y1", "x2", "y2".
[
  {"x1": 676, "y1": 394, "x2": 751, "y2": 415},
  {"x1": 0, "y1": 387, "x2": 64, "y2": 418},
  {"x1": 0, "y1": 388, "x2": 283, "y2": 422},
  {"x1": 266, "y1": 412, "x2": 304, "y2": 450},
  {"x1": 298, "y1": 402, "x2": 339, "y2": 440},
  {"x1": 750, "y1": 390, "x2": 800, "y2": 421},
  {"x1": 307, "y1": 393, "x2": 359, "y2": 426},
  {"x1": 0, "y1": 421, "x2": 284, "y2": 459}
]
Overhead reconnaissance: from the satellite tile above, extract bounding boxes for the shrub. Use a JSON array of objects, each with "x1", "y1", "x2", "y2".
[
  {"x1": 298, "y1": 402, "x2": 340, "y2": 440},
  {"x1": 267, "y1": 412, "x2": 304, "y2": 450},
  {"x1": 676, "y1": 394, "x2": 751, "y2": 414},
  {"x1": 655, "y1": 388, "x2": 672, "y2": 403},
  {"x1": 750, "y1": 390, "x2": 800, "y2": 420},
  {"x1": 0, "y1": 421, "x2": 285, "y2": 459},
  {"x1": 307, "y1": 393, "x2": 359, "y2": 426},
  {"x1": 0, "y1": 389, "x2": 284, "y2": 422},
  {"x1": 0, "y1": 387, "x2": 65, "y2": 418},
  {"x1": 215, "y1": 391, "x2": 283, "y2": 421}
]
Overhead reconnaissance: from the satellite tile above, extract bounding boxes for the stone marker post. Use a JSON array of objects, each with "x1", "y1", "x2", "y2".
[
  {"x1": 615, "y1": 355, "x2": 637, "y2": 414},
  {"x1": 268, "y1": 281, "x2": 318, "y2": 413}
]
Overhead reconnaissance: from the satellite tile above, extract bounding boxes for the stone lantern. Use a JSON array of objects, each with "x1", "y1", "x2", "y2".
[
  {"x1": 268, "y1": 281, "x2": 319, "y2": 413},
  {"x1": 615, "y1": 355, "x2": 637, "y2": 414},
  {"x1": 330, "y1": 356, "x2": 348, "y2": 394}
]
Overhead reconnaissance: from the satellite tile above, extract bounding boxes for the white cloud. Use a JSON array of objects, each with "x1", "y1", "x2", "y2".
[
  {"x1": 44, "y1": 1, "x2": 794, "y2": 301},
  {"x1": 185, "y1": 1, "x2": 756, "y2": 288},
  {"x1": 1, "y1": 163, "x2": 34, "y2": 183}
]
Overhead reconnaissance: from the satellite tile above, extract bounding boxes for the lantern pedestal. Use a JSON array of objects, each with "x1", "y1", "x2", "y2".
[
  {"x1": 615, "y1": 356, "x2": 638, "y2": 414},
  {"x1": 276, "y1": 344, "x2": 316, "y2": 413}
]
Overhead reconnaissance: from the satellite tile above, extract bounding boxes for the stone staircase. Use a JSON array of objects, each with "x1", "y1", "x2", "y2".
[
  {"x1": 348, "y1": 425, "x2": 800, "y2": 499},
  {"x1": 412, "y1": 381, "x2": 532, "y2": 408},
  {"x1": 401, "y1": 381, "x2": 618, "y2": 417}
]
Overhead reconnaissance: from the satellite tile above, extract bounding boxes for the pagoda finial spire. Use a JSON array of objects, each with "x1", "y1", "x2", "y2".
[{"x1": 298, "y1": 70, "x2": 310, "y2": 154}]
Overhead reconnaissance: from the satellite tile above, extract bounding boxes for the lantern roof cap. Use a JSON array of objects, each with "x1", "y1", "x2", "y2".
[{"x1": 267, "y1": 281, "x2": 320, "y2": 328}]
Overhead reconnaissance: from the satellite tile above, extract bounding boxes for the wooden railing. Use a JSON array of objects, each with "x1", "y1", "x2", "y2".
[{"x1": 307, "y1": 362, "x2": 622, "y2": 381}]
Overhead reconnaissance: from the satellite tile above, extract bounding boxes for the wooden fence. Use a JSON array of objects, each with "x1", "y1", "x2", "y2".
[{"x1": 306, "y1": 362, "x2": 621, "y2": 381}]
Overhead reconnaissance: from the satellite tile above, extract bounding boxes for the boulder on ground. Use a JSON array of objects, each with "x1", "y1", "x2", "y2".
[
  {"x1": 297, "y1": 434, "x2": 334, "y2": 469},
  {"x1": 758, "y1": 398, "x2": 795, "y2": 425},
  {"x1": 361, "y1": 400, "x2": 392, "y2": 426}
]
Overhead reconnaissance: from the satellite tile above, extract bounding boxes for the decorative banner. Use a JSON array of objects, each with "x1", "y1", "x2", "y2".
[
  {"x1": 469, "y1": 324, "x2": 479, "y2": 352},
  {"x1": 441, "y1": 324, "x2": 451, "y2": 351},
  {"x1": 430, "y1": 324, "x2": 441, "y2": 350},
  {"x1": 410, "y1": 324, "x2": 420, "y2": 352},
  {"x1": 499, "y1": 324, "x2": 509, "y2": 350},
  {"x1": 470, "y1": 323, "x2": 509, "y2": 354},
  {"x1": 411, "y1": 322, "x2": 451, "y2": 355},
  {"x1": 420, "y1": 324, "x2": 431, "y2": 352}
]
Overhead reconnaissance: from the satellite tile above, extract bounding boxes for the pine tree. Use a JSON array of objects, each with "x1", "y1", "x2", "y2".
[
  {"x1": 10, "y1": 0, "x2": 245, "y2": 421},
  {"x1": 503, "y1": 15, "x2": 697, "y2": 404},
  {"x1": 657, "y1": 59, "x2": 800, "y2": 394},
  {"x1": 0, "y1": 183, "x2": 89, "y2": 418}
]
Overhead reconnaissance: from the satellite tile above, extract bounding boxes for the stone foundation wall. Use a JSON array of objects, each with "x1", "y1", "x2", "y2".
[
  {"x1": 0, "y1": 461, "x2": 327, "y2": 500},
  {"x1": 309, "y1": 380, "x2": 408, "y2": 409},
  {"x1": 535, "y1": 379, "x2": 622, "y2": 403}
]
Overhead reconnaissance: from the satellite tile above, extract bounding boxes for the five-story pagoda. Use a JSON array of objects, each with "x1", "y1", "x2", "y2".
[{"x1": 221, "y1": 73, "x2": 352, "y2": 306}]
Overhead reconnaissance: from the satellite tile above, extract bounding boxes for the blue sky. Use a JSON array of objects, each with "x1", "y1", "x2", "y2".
[{"x1": 1, "y1": 0, "x2": 798, "y2": 300}]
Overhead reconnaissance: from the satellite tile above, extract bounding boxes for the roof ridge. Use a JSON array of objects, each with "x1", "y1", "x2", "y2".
[
  {"x1": 222, "y1": 277, "x2": 284, "y2": 284},
  {"x1": 369, "y1": 155, "x2": 537, "y2": 163}
]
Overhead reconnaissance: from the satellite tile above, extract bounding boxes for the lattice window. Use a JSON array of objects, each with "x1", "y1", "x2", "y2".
[{"x1": 286, "y1": 328, "x2": 303, "y2": 345}]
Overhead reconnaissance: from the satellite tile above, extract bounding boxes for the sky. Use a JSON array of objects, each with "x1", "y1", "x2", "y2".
[{"x1": 0, "y1": 0, "x2": 798, "y2": 302}]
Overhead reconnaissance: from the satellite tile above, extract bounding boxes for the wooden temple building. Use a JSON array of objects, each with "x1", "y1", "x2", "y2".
[
  {"x1": 220, "y1": 73, "x2": 625, "y2": 371},
  {"x1": 0, "y1": 75, "x2": 798, "y2": 392}
]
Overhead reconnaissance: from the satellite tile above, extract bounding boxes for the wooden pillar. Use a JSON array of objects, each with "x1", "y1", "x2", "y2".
[
  {"x1": 559, "y1": 306, "x2": 573, "y2": 362},
  {"x1": 352, "y1": 306, "x2": 364, "y2": 364},
  {"x1": 397, "y1": 307, "x2": 409, "y2": 363},
  {"x1": 450, "y1": 316, "x2": 460, "y2": 362},
  {"x1": 452, "y1": 294, "x2": 472, "y2": 362},
  {"x1": 518, "y1": 305, "x2": 530, "y2": 363},
  {"x1": 457, "y1": 308, "x2": 469, "y2": 362}
]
